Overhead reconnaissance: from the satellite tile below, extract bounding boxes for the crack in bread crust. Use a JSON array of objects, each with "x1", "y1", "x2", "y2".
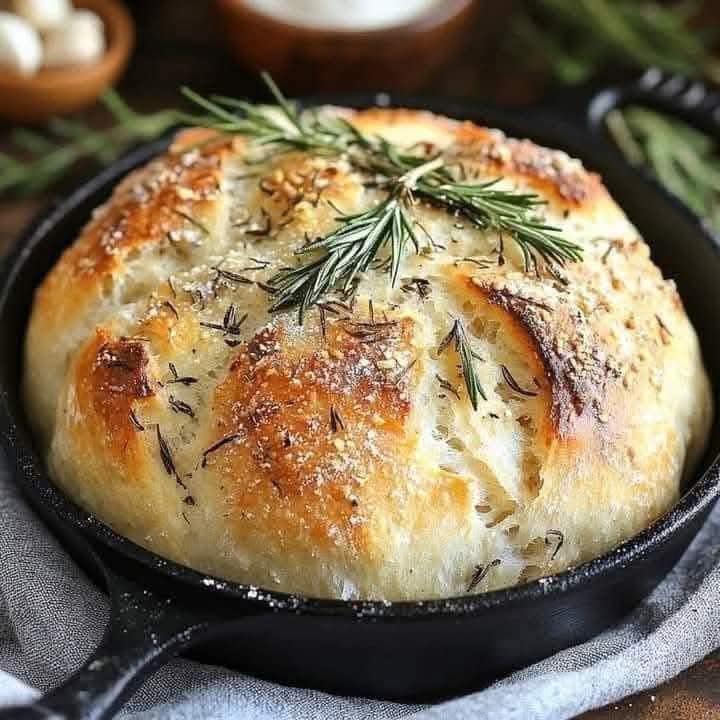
[{"x1": 471, "y1": 278, "x2": 620, "y2": 439}]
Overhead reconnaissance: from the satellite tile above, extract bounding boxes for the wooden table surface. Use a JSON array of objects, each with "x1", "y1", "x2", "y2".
[{"x1": 0, "y1": 2, "x2": 717, "y2": 717}]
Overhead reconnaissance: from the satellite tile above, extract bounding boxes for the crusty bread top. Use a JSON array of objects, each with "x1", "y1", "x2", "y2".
[{"x1": 24, "y1": 108, "x2": 712, "y2": 600}]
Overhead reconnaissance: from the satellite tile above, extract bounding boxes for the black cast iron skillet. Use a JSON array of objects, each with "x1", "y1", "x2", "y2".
[{"x1": 1, "y1": 70, "x2": 720, "y2": 720}]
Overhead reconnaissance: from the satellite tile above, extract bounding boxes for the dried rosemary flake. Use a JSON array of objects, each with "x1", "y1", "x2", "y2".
[
  {"x1": 155, "y1": 424, "x2": 185, "y2": 489},
  {"x1": 329, "y1": 405, "x2": 345, "y2": 433},
  {"x1": 466, "y1": 558, "x2": 501, "y2": 593},
  {"x1": 214, "y1": 267, "x2": 253, "y2": 285},
  {"x1": 201, "y1": 433, "x2": 243, "y2": 467},
  {"x1": 162, "y1": 300, "x2": 179, "y2": 319},
  {"x1": 128, "y1": 409, "x2": 145, "y2": 431},
  {"x1": 545, "y1": 530, "x2": 564, "y2": 561},
  {"x1": 200, "y1": 304, "x2": 248, "y2": 337},
  {"x1": 169, "y1": 395, "x2": 195, "y2": 418},
  {"x1": 436, "y1": 374, "x2": 460, "y2": 400},
  {"x1": 173, "y1": 209, "x2": 210, "y2": 235},
  {"x1": 168, "y1": 362, "x2": 198, "y2": 386},
  {"x1": 500, "y1": 365, "x2": 538, "y2": 398}
]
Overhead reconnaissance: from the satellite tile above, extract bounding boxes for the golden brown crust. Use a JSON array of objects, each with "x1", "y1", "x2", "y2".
[
  {"x1": 454, "y1": 122, "x2": 605, "y2": 208},
  {"x1": 466, "y1": 275, "x2": 618, "y2": 439},
  {"x1": 24, "y1": 107, "x2": 712, "y2": 600},
  {"x1": 85, "y1": 333, "x2": 153, "y2": 435},
  {"x1": 351, "y1": 108, "x2": 608, "y2": 212},
  {"x1": 206, "y1": 318, "x2": 416, "y2": 557},
  {"x1": 35, "y1": 136, "x2": 228, "y2": 320},
  {"x1": 72, "y1": 332, "x2": 154, "y2": 471}
]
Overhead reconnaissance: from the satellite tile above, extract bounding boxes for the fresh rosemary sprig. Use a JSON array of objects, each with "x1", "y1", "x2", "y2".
[
  {"x1": 180, "y1": 73, "x2": 363, "y2": 156},
  {"x1": 438, "y1": 319, "x2": 487, "y2": 411},
  {"x1": 269, "y1": 157, "x2": 445, "y2": 320},
  {"x1": 179, "y1": 75, "x2": 582, "y2": 317},
  {"x1": 606, "y1": 106, "x2": 720, "y2": 233},
  {"x1": 412, "y1": 177, "x2": 583, "y2": 270},
  {"x1": 270, "y1": 191, "x2": 419, "y2": 321},
  {"x1": 0, "y1": 91, "x2": 180, "y2": 197},
  {"x1": 266, "y1": 172, "x2": 578, "y2": 317}
]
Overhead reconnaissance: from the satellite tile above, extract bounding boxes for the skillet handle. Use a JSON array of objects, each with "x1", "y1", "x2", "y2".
[
  {"x1": 0, "y1": 570, "x2": 214, "y2": 720},
  {"x1": 586, "y1": 68, "x2": 720, "y2": 141}
]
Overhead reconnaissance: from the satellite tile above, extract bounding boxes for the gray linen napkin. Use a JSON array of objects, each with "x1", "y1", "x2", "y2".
[{"x1": 1, "y1": 450, "x2": 719, "y2": 720}]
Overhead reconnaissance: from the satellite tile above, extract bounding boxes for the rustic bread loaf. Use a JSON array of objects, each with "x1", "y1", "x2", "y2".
[{"x1": 23, "y1": 108, "x2": 712, "y2": 600}]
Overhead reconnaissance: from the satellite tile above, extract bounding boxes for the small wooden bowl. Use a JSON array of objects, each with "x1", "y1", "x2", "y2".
[
  {"x1": 0, "y1": 0, "x2": 134, "y2": 123},
  {"x1": 215, "y1": 0, "x2": 481, "y2": 94}
]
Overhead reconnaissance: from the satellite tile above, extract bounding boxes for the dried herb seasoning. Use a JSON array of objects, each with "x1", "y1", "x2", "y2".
[
  {"x1": 501, "y1": 365, "x2": 539, "y2": 398},
  {"x1": 438, "y1": 319, "x2": 486, "y2": 410},
  {"x1": 467, "y1": 558, "x2": 501, "y2": 593}
]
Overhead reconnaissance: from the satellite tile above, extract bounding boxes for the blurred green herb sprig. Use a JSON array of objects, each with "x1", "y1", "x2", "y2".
[
  {"x1": 0, "y1": 92, "x2": 179, "y2": 197},
  {"x1": 607, "y1": 106, "x2": 720, "y2": 232},
  {"x1": 513, "y1": 0, "x2": 720, "y2": 86}
]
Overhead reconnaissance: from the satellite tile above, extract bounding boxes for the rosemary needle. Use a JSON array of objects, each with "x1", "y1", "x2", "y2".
[
  {"x1": 268, "y1": 159, "x2": 443, "y2": 321},
  {"x1": 438, "y1": 319, "x2": 486, "y2": 411}
]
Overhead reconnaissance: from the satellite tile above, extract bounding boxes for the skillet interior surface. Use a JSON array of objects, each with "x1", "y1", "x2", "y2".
[{"x1": 1, "y1": 97, "x2": 720, "y2": 700}]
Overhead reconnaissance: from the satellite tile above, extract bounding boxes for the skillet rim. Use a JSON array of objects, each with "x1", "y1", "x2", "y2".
[{"x1": 1, "y1": 97, "x2": 719, "y2": 619}]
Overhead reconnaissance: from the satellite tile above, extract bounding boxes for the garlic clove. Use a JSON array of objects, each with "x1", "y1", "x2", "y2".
[
  {"x1": 0, "y1": 11, "x2": 42, "y2": 75},
  {"x1": 12, "y1": 0, "x2": 71, "y2": 32},
  {"x1": 42, "y1": 9, "x2": 105, "y2": 68}
]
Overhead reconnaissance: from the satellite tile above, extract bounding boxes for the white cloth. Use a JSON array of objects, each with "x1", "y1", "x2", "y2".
[{"x1": 1, "y1": 454, "x2": 718, "y2": 720}]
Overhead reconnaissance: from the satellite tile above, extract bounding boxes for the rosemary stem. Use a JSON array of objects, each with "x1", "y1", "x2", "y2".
[{"x1": 398, "y1": 156, "x2": 444, "y2": 190}]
